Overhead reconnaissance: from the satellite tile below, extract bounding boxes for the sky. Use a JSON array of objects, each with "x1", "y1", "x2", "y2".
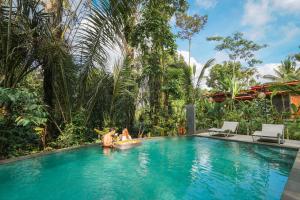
[{"x1": 173, "y1": 0, "x2": 300, "y2": 84}]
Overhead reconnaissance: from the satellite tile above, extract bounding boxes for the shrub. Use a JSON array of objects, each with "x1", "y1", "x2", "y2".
[
  {"x1": 0, "y1": 87, "x2": 47, "y2": 158},
  {"x1": 195, "y1": 97, "x2": 300, "y2": 139},
  {"x1": 57, "y1": 110, "x2": 96, "y2": 148}
]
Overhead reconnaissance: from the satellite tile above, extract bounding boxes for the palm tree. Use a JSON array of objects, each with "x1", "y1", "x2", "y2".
[
  {"x1": 0, "y1": 0, "x2": 134, "y2": 140},
  {"x1": 83, "y1": 57, "x2": 138, "y2": 130},
  {"x1": 2, "y1": 0, "x2": 79, "y2": 135},
  {"x1": 76, "y1": 1, "x2": 139, "y2": 128},
  {"x1": 263, "y1": 57, "x2": 300, "y2": 82},
  {"x1": 265, "y1": 56, "x2": 300, "y2": 119},
  {"x1": 0, "y1": 0, "x2": 48, "y2": 88},
  {"x1": 268, "y1": 52, "x2": 300, "y2": 114}
]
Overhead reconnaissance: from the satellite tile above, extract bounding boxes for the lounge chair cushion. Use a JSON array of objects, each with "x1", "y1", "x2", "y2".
[
  {"x1": 252, "y1": 131, "x2": 282, "y2": 137},
  {"x1": 208, "y1": 128, "x2": 225, "y2": 132}
]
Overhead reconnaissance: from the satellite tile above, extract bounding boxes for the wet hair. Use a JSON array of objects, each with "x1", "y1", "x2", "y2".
[{"x1": 122, "y1": 128, "x2": 129, "y2": 136}]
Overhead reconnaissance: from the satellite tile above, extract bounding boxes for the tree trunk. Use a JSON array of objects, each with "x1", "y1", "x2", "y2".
[
  {"x1": 42, "y1": 0, "x2": 63, "y2": 143},
  {"x1": 54, "y1": 0, "x2": 63, "y2": 27},
  {"x1": 43, "y1": 63, "x2": 55, "y2": 141},
  {"x1": 4, "y1": 0, "x2": 13, "y2": 85},
  {"x1": 188, "y1": 38, "x2": 191, "y2": 68}
]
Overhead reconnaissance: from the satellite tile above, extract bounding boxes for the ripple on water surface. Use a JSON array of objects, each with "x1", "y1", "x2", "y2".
[{"x1": 0, "y1": 137, "x2": 297, "y2": 200}]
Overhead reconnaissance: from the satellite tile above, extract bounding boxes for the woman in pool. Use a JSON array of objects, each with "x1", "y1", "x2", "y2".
[{"x1": 120, "y1": 128, "x2": 132, "y2": 141}]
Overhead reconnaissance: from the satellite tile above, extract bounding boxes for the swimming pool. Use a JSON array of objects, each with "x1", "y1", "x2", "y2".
[{"x1": 0, "y1": 137, "x2": 297, "y2": 200}]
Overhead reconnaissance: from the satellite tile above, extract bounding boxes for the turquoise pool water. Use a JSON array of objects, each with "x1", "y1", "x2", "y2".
[{"x1": 0, "y1": 137, "x2": 297, "y2": 200}]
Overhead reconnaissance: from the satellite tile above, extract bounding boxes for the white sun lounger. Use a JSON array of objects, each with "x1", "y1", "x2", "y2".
[
  {"x1": 208, "y1": 121, "x2": 239, "y2": 137},
  {"x1": 252, "y1": 124, "x2": 284, "y2": 144}
]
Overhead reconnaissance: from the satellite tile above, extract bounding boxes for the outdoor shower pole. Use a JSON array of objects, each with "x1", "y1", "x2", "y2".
[{"x1": 186, "y1": 104, "x2": 196, "y2": 135}]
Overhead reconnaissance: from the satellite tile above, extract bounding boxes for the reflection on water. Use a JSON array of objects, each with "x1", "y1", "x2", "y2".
[
  {"x1": 186, "y1": 138, "x2": 296, "y2": 200},
  {"x1": 138, "y1": 152, "x2": 149, "y2": 176},
  {"x1": 0, "y1": 137, "x2": 297, "y2": 200},
  {"x1": 102, "y1": 147, "x2": 112, "y2": 156}
]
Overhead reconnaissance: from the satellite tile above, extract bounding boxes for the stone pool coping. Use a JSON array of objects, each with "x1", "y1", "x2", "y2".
[
  {"x1": 193, "y1": 132, "x2": 300, "y2": 149},
  {"x1": 0, "y1": 143, "x2": 100, "y2": 165},
  {"x1": 193, "y1": 133, "x2": 300, "y2": 200},
  {"x1": 281, "y1": 149, "x2": 300, "y2": 200},
  {"x1": 0, "y1": 137, "x2": 166, "y2": 165}
]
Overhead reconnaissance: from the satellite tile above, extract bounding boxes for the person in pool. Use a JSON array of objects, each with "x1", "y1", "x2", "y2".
[
  {"x1": 102, "y1": 128, "x2": 115, "y2": 147},
  {"x1": 120, "y1": 128, "x2": 132, "y2": 141}
]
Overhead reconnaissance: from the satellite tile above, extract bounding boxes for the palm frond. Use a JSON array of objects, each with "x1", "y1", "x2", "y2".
[
  {"x1": 75, "y1": 1, "x2": 129, "y2": 105},
  {"x1": 263, "y1": 75, "x2": 280, "y2": 81},
  {"x1": 109, "y1": 57, "x2": 138, "y2": 127},
  {"x1": 196, "y1": 58, "x2": 215, "y2": 89}
]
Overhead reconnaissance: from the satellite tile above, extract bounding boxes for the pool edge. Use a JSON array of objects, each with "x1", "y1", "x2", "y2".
[
  {"x1": 0, "y1": 137, "x2": 166, "y2": 165},
  {"x1": 0, "y1": 143, "x2": 99, "y2": 165},
  {"x1": 282, "y1": 149, "x2": 300, "y2": 200},
  {"x1": 192, "y1": 134, "x2": 299, "y2": 150}
]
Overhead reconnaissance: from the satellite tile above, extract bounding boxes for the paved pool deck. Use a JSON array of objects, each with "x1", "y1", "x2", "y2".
[
  {"x1": 194, "y1": 132, "x2": 300, "y2": 200},
  {"x1": 194, "y1": 132, "x2": 300, "y2": 149}
]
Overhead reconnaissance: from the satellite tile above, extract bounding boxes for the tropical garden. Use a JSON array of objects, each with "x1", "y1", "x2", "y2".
[{"x1": 0, "y1": 0, "x2": 300, "y2": 159}]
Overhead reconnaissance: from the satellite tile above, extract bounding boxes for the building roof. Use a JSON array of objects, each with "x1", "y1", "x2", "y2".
[{"x1": 210, "y1": 80, "x2": 300, "y2": 102}]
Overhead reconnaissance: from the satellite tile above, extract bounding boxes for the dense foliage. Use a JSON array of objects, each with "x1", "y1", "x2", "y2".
[
  {"x1": 199, "y1": 33, "x2": 300, "y2": 140},
  {"x1": 0, "y1": 0, "x2": 193, "y2": 158},
  {"x1": 207, "y1": 61, "x2": 256, "y2": 92},
  {"x1": 0, "y1": 0, "x2": 299, "y2": 159},
  {"x1": 0, "y1": 87, "x2": 47, "y2": 158}
]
